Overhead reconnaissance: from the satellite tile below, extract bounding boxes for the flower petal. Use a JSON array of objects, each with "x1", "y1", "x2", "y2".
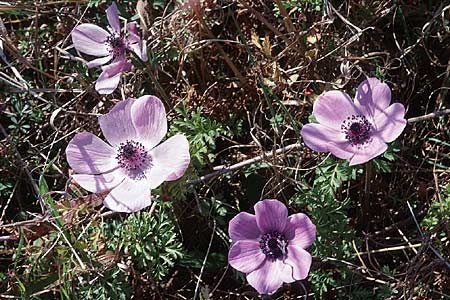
[
  {"x1": 103, "y1": 178, "x2": 151, "y2": 212},
  {"x1": 326, "y1": 142, "x2": 354, "y2": 161},
  {"x1": 355, "y1": 78, "x2": 391, "y2": 120},
  {"x1": 130, "y1": 95, "x2": 167, "y2": 150},
  {"x1": 126, "y1": 22, "x2": 140, "y2": 44},
  {"x1": 95, "y1": 59, "x2": 132, "y2": 94},
  {"x1": 313, "y1": 91, "x2": 359, "y2": 130},
  {"x1": 71, "y1": 168, "x2": 124, "y2": 193},
  {"x1": 373, "y1": 103, "x2": 406, "y2": 143},
  {"x1": 229, "y1": 212, "x2": 261, "y2": 242},
  {"x1": 301, "y1": 123, "x2": 346, "y2": 153},
  {"x1": 98, "y1": 99, "x2": 137, "y2": 147},
  {"x1": 349, "y1": 136, "x2": 388, "y2": 166},
  {"x1": 285, "y1": 245, "x2": 312, "y2": 280},
  {"x1": 278, "y1": 263, "x2": 296, "y2": 283},
  {"x1": 284, "y1": 213, "x2": 316, "y2": 249},
  {"x1": 126, "y1": 22, "x2": 148, "y2": 62},
  {"x1": 95, "y1": 70, "x2": 120, "y2": 94},
  {"x1": 106, "y1": 2, "x2": 121, "y2": 33},
  {"x1": 228, "y1": 240, "x2": 266, "y2": 274},
  {"x1": 66, "y1": 132, "x2": 116, "y2": 174},
  {"x1": 145, "y1": 135, "x2": 190, "y2": 188},
  {"x1": 255, "y1": 199, "x2": 288, "y2": 233},
  {"x1": 71, "y1": 24, "x2": 110, "y2": 56},
  {"x1": 86, "y1": 55, "x2": 113, "y2": 68},
  {"x1": 246, "y1": 259, "x2": 285, "y2": 295},
  {"x1": 301, "y1": 123, "x2": 354, "y2": 161}
]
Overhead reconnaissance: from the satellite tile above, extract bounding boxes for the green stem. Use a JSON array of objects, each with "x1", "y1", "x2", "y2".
[
  {"x1": 362, "y1": 161, "x2": 373, "y2": 222},
  {"x1": 134, "y1": 54, "x2": 172, "y2": 108}
]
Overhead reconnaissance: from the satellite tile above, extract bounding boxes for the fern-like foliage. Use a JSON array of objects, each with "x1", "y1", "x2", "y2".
[
  {"x1": 169, "y1": 102, "x2": 232, "y2": 167},
  {"x1": 290, "y1": 156, "x2": 362, "y2": 298},
  {"x1": 77, "y1": 266, "x2": 132, "y2": 300},
  {"x1": 314, "y1": 156, "x2": 362, "y2": 196},
  {"x1": 105, "y1": 202, "x2": 183, "y2": 280}
]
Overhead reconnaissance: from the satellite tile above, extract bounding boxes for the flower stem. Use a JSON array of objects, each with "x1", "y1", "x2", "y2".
[
  {"x1": 362, "y1": 162, "x2": 373, "y2": 222},
  {"x1": 132, "y1": 53, "x2": 172, "y2": 108},
  {"x1": 143, "y1": 63, "x2": 172, "y2": 108}
]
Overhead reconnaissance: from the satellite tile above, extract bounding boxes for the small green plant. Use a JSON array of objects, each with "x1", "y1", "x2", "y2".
[
  {"x1": 314, "y1": 156, "x2": 363, "y2": 196},
  {"x1": 87, "y1": 0, "x2": 108, "y2": 8},
  {"x1": 309, "y1": 270, "x2": 336, "y2": 299},
  {"x1": 105, "y1": 202, "x2": 183, "y2": 280},
  {"x1": 6, "y1": 95, "x2": 45, "y2": 138},
  {"x1": 0, "y1": 181, "x2": 13, "y2": 198},
  {"x1": 77, "y1": 266, "x2": 132, "y2": 300},
  {"x1": 170, "y1": 102, "x2": 232, "y2": 167},
  {"x1": 274, "y1": 0, "x2": 322, "y2": 16},
  {"x1": 422, "y1": 184, "x2": 450, "y2": 232}
]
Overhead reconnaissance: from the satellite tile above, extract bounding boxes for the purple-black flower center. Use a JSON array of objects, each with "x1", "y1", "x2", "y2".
[
  {"x1": 116, "y1": 140, "x2": 150, "y2": 180},
  {"x1": 341, "y1": 115, "x2": 372, "y2": 146},
  {"x1": 106, "y1": 35, "x2": 126, "y2": 58},
  {"x1": 259, "y1": 231, "x2": 288, "y2": 259}
]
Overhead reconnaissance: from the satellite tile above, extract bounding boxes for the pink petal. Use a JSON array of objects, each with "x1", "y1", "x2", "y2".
[
  {"x1": 98, "y1": 99, "x2": 137, "y2": 147},
  {"x1": 103, "y1": 178, "x2": 151, "y2": 212},
  {"x1": 284, "y1": 213, "x2": 316, "y2": 249},
  {"x1": 278, "y1": 264, "x2": 296, "y2": 283},
  {"x1": 246, "y1": 259, "x2": 285, "y2": 295},
  {"x1": 228, "y1": 240, "x2": 266, "y2": 274},
  {"x1": 130, "y1": 96, "x2": 167, "y2": 150},
  {"x1": 313, "y1": 91, "x2": 359, "y2": 130},
  {"x1": 301, "y1": 123, "x2": 354, "y2": 161},
  {"x1": 355, "y1": 78, "x2": 392, "y2": 120},
  {"x1": 95, "y1": 59, "x2": 132, "y2": 94},
  {"x1": 86, "y1": 55, "x2": 113, "y2": 68},
  {"x1": 349, "y1": 136, "x2": 388, "y2": 166},
  {"x1": 373, "y1": 103, "x2": 406, "y2": 143},
  {"x1": 301, "y1": 123, "x2": 346, "y2": 153},
  {"x1": 255, "y1": 199, "x2": 288, "y2": 233},
  {"x1": 145, "y1": 135, "x2": 190, "y2": 188},
  {"x1": 126, "y1": 22, "x2": 140, "y2": 44},
  {"x1": 229, "y1": 212, "x2": 261, "y2": 241},
  {"x1": 326, "y1": 143, "x2": 352, "y2": 160},
  {"x1": 95, "y1": 69, "x2": 121, "y2": 94},
  {"x1": 284, "y1": 245, "x2": 312, "y2": 280},
  {"x1": 126, "y1": 22, "x2": 148, "y2": 62},
  {"x1": 71, "y1": 168, "x2": 124, "y2": 193},
  {"x1": 71, "y1": 24, "x2": 110, "y2": 56},
  {"x1": 106, "y1": 2, "x2": 121, "y2": 33},
  {"x1": 66, "y1": 132, "x2": 116, "y2": 175}
]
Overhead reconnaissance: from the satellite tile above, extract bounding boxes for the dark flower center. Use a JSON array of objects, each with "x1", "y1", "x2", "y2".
[
  {"x1": 116, "y1": 140, "x2": 150, "y2": 179},
  {"x1": 106, "y1": 35, "x2": 126, "y2": 58},
  {"x1": 259, "y1": 231, "x2": 288, "y2": 260},
  {"x1": 341, "y1": 115, "x2": 372, "y2": 146}
]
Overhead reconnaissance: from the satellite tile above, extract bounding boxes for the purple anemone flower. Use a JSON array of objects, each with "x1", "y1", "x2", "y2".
[
  {"x1": 228, "y1": 199, "x2": 316, "y2": 295},
  {"x1": 301, "y1": 78, "x2": 407, "y2": 166},
  {"x1": 71, "y1": 2, "x2": 148, "y2": 94},
  {"x1": 65, "y1": 96, "x2": 190, "y2": 213}
]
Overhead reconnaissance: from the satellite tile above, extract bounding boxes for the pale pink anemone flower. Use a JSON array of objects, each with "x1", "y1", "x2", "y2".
[
  {"x1": 301, "y1": 78, "x2": 407, "y2": 166},
  {"x1": 65, "y1": 96, "x2": 190, "y2": 213},
  {"x1": 228, "y1": 199, "x2": 316, "y2": 295},
  {"x1": 71, "y1": 2, "x2": 148, "y2": 94}
]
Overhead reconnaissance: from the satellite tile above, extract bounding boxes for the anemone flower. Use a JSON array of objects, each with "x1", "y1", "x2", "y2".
[
  {"x1": 71, "y1": 2, "x2": 148, "y2": 94},
  {"x1": 228, "y1": 199, "x2": 316, "y2": 295},
  {"x1": 66, "y1": 96, "x2": 190, "y2": 213},
  {"x1": 301, "y1": 77, "x2": 407, "y2": 166}
]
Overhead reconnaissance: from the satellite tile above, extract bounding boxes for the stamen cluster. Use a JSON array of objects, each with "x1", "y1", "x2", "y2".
[
  {"x1": 341, "y1": 115, "x2": 372, "y2": 146},
  {"x1": 106, "y1": 35, "x2": 126, "y2": 58},
  {"x1": 259, "y1": 231, "x2": 288, "y2": 259},
  {"x1": 116, "y1": 140, "x2": 150, "y2": 179}
]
